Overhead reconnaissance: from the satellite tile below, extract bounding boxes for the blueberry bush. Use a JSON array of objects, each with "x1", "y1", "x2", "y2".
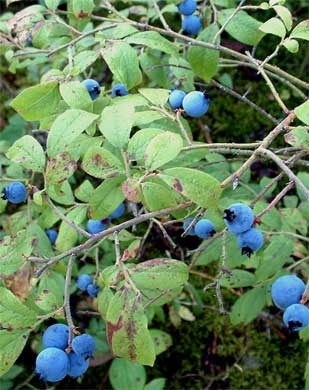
[{"x1": 0, "y1": 0, "x2": 308, "y2": 388}]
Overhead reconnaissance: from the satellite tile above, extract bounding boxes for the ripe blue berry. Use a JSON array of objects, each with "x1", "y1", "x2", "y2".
[
  {"x1": 283, "y1": 304, "x2": 309, "y2": 332},
  {"x1": 169, "y1": 89, "x2": 186, "y2": 109},
  {"x1": 178, "y1": 0, "x2": 197, "y2": 15},
  {"x1": 237, "y1": 228, "x2": 264, "y2": 257},
  {"x1": 183, "y1": 217, "x2": 196, "y2": 236},
  {"x1": 271, "y1": 275, "x2": 305, "y2": 310},
  {"x1": 87, "y1": 283, "x2": 100, "y2": 297},
  {"x1": 182, "y1": 91, "x2": 210, "y2": 117},
  {"x1": 109, "y1": 203, "x2": 125, "y2": 219},
  {"x1": 182, "y1": 15, "x2": 202, "y2": 36},
  {"x1": 223, "y1": 203, "x2": 254, "y2": 235},
  {"x1": 67, "y1": 352, "x2": 89, "y2": 378},
  {"x1": 77, "y1": 274, "x2": 93, "y2": 291},
  {"x1": 72, "y1": 334, "x2": 96, "y2": 359},
  {"x1": 82, "y1": 79, "x2": 101, "y2": 100},
  {"x1": 1, "y1": 181, "x2": 27, "y2": 204},
  {"x1": 112, "y1": 83, "x2": 128, "y2": 98},
  {"x1": 86, "y1": 219, "x2": 108, "y2": 235},
  {"x1": 42, "y1": 324, "x2": 69, "y2": 350},
  {"x1": 195, "y1": 219, "x2": 216, "y2": 239},
  {"x1": 46, "y1": 229, "x2": 58, "y2": 245},
  {"x1": 35, "y1": 347, "x2": 69, "y2": 382}
]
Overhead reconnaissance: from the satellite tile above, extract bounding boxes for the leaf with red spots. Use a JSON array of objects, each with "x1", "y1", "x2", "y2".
[
  {"x1": 46, "y1": 152, "x2": 77, "y2": 185},
  {"x1": 159, "y1": 167, "x2": 222, "y2": 209},
  {"x1": 82, "y1": 146, "x2": 124, "y2": 179},
  {"x1": 106, "y1": 286, "x2": 155, "y2": 366}
]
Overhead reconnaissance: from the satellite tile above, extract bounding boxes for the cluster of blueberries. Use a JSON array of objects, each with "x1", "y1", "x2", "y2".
[
  {"x1": 271, "y1": 275, "x2": 309, "y2": 332},
  {"x1": 35, "y1": 324, "x2": 95, "y2": 382},
  {"x1": 77, "y1": 273, "x2": 100, "y2": 298},
  {"x1": 178, "y1": 0, "x2": 202, "y2": 36},
  {"x1": 81, "y1": 79, "x2": 128, "y2": 101},
  {"x1": 183, "y1": 203, "x2": 264, "y2": 257},
  {"x1": 169, "y1": 89, "x2": 210, "y2": 118}
]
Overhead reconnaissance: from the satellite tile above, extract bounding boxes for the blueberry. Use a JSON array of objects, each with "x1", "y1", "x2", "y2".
[
  {"x1": 182, "y1": 15, "x2": 202, "y2": 36},
  {"x1": 86, "y1": 219, "x2": 108, "y2": 235},
  {"x1": 87, "y1": 283, "x2": 100, "y2": 297},
  {"x1": 178, "y1": 0, "x2": 197, "y2": 15},
  {"x1": 1, "y1": 181, "x2": 27, "y2": 204},
  {"x1": 195, "y1": 219, "x2": 216, "y2": 239},
  {"x1": 77, "y1": 274, "x2": 93, "y2": 291},
  {"x1": 223, "y1": 203, "x2": 254, "y2": 235},
  {"x1": 182, "y1": 91, "x2": 210, "y2": 117},
  {"x1": 46, "y1": 229, "x2": 58, "y2": 245},
  {"x1": 112, "y1": 83, "x2": 128, "y2": 98},
  {"x1": 283, "y1": 304, "x2": 309, "y2": 332},
  {"x1": 82, "y1": 79, "x2": 101, "y2": 100},
  {"x1": 72, "y1": 334, "x2": 96, "y2": 359},
  {"x1": 67, "y1": 352, "x2": 89, "y2": 378},
  {"x1": 42, "y1": 324, "x2": 69, "y2": 350},
  {"x1": 183, "y1": 217, "x2": 196, "y2": 236},
  {"x1": 109, "y1": 203, "x2": 125, "y2": 219},
  {"x1": 35, "y1": 347, "x2": 69, "y2": 382},
  {"x1": 237, "y1": 228, "x2": 264, "y2": 257},
  {"x1": 169, "y1": 89, "x2": 186, "y2": 109},
  {"x1": 271, "y1": 275, "x2": 306, "y2": 310}
]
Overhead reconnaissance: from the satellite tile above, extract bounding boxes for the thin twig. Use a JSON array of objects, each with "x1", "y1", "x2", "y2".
[
  {"x1": 44, "y1": 194, "x2": 91, "y2": 238},
  {"x1": 175, "y1": 110, "x2": 192, "y2": 146},
  {"x1": 64, "y1": 254, "x2": 76, "y2": 348},
  {"x1": 151, "y1": 0, "x2": 171, "y2": 31}
]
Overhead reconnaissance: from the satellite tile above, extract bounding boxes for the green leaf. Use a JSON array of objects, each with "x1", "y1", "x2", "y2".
[
  {"x1": 59, "y1": 81, "x2": 93, "y2": 110},
  {"x1": 10, "y1": 81, "x2": 61, "y2": 121},
  {"x1": 0, "y1": 230, "x2": 33, "y2": 275},
  {"x1": 99, "y1": 103, "x2": 135, "y2": 148},
  {"x1": 295, "y1": 100, "x2": 309, "y2": 125},
  {"x1": 221, "y1": 270, "x2": 255, "y2": 288},
  {"x1": 27, "y1": 223, "x2": 54, "y2": 258},
  {"x1": 188, "y1": 24, "x2": 220, "y2": 81},
  {"x1": 0, "y1": 287, "x2": 36, "y2": 329},
  {"x1": 284, "y1": 126, "x2": 309, "y2": 149},
  {"x1": 282, "y1": 38, "x2": 299, "y2": 53},
  {"x1": 6, "y1": 135, "x2": 46, "y2": 172},
  {"x1": 98, "y1": 287, "x2": 114, "y2": 320},
  {"x1": 218, "y1": 9, "x2": 264, "y2": 45},
  {"x1": 159, "y1": 167, "x2": 222, "y2": 208},
  {"x1": 230, "y1": 287, "x2": 267, "y2": 325},
  {"x1": 47, "y1": 180, "x2": 75, "y2": 205},
  {"x1": 72, "y1": 0, "x2": 94, "y2": 17},
  {"x1": 46, "y1": 152, "x2": 77, "y2": 185},
  {"x1": 75, "y1": 180, "x2": 94, "y2": 202},
  {"x1": 274, "y1": 5, "x2": 292, "y2": 31},
  {"x1": 259, "y1": 17, "x2": 286, "y2": 38},
  {"x1": 64, "y1": 50, "x2": 99, "y2": 76},
  {"x1": 82, "y1": 146, "x2": 124, "y2": 179},
  {"x1": 290, "y1": 20, "x2": 309, "y2": 41},
  {"x1": 0, "y1": 331, "x2": 30, "y2": 376},
  {"x1": 55, "y1": 205, "x2": 87, "y2": 251},
  {"x1": 142, "y1": 181, "x2": 180, "y2": 211},
  {"x1": 149, "y1": 329, "x2": 172, "y2": 355},
  {"x1": 144, "y1": 132, "x2": 183, "y2": 171},
  {"x1": 126, "y1": 31, "x2": 178, "y2": 56},
  {"x1": 106, "y1": 286, "x2": 156, "y2": 366},
  {"x1": 35, "y1": 272, "x2": 64, "y2": 312},
  {"x1": 109, "y1": 358, "x2": 146, "y2": 390},
  {"x1": 89, "y1": 176, "x2": 126, "y2": 219},
  {"x1": 45, "y1": 0, "x2": 60, "y2": 10},
  {"x1": 131, "y1": 259, "x2": 189, "y2": 292},
  {"x1": 169, "y1": 56, "x2": 194, "y2": 91},
  {"x1": 144, "y1": 378, "x2": 166, "y2": 390},
  {"x1": 138, "y1": 88, "x2": 170, "y2": 106},
  {"x1": 128, "y1": 128, "x2": 164, "y2": 162},
  {"x1": 133, "y1": 111, "x2": 163, "y2": 127},
  {"x1": 47, "y1": 109, "x2": 98, "y2": 157},
  {"x1": 101, "y1": 42, "x2": 142, "y2": 90}
]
